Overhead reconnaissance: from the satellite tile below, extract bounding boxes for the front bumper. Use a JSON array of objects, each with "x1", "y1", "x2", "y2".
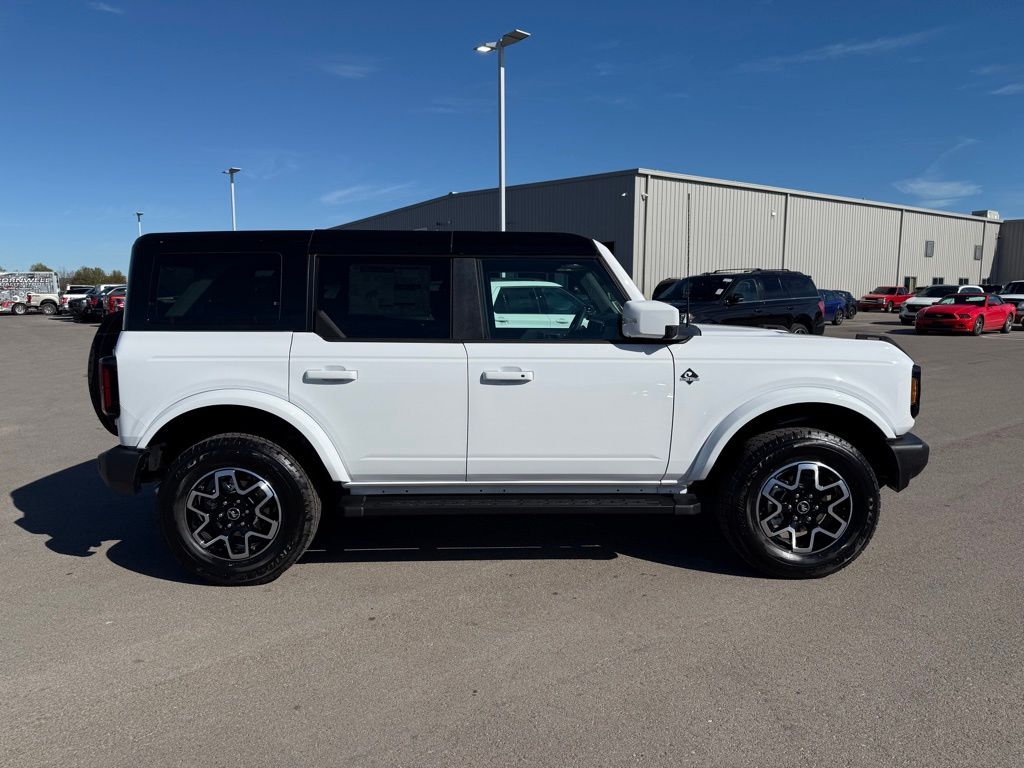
[
  {"x1": 97, "y1": 445, "x2": 150, "y2": 495},
  {"x1": 885, "y1": 433, "x2": 929, "y2": 492}
]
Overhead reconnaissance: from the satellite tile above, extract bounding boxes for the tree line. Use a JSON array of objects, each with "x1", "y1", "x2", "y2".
[{"x1": 1, "y1": 262, "x2": 127, "y2": 286}]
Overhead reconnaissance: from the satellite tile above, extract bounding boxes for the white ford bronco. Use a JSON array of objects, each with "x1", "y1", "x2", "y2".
[{"x1": 93, "y1": 231, "x2": 928, "y2": 585}]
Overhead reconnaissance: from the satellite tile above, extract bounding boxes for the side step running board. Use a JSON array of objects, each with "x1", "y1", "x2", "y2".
[{"x1": 341, "y1": 493, "x2": 701, "y2": 517}]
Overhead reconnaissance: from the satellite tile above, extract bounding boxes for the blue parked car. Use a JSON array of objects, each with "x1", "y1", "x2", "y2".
[{"x1": 818, "y1": 290, "x2": 847, "y2": 325}]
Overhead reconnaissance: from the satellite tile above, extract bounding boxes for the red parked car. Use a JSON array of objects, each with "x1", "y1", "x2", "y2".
[
  {"x1": 105, "y1": 288, "x2": 126, "y2": 315},
  {"x1": 915, "y1": 294, "x2": 1016, "y2": 335},
  {"x1": 859, "y1": 286, "x2": 911, "y2": 312}
]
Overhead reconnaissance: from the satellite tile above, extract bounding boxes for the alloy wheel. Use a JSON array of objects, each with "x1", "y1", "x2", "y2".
[
  {"x1": 755, "y1": 461, "x2": 853, "y2": 556},
  {"x1": 181, "y1": 468, "x2": 281, "y2": 561}
]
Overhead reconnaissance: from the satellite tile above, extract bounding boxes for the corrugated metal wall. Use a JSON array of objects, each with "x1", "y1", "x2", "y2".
[
  {"x1": 991, "y1": 220, "x2": 1023, "y2": 283},
  {"x1": 337, "y1": 170, "x2": 1004, "y2": 298},
  {"x1": 337, "y1": 173, "x2": 637, "y2": 272},
  {"x1": 785, "y1": 197, "x2": 901, "y2": 292},
  {"x1": 897, "y1": 212, "x2": 991, "y2": 287}
]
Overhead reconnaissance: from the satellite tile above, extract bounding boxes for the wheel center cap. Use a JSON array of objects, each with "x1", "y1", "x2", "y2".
[
  {"x1": 227, "y1": 508, "x2": 241, "y2": 521},
  {"x1": 797, "y1": 501, "x2": 811, "y2": 514}
]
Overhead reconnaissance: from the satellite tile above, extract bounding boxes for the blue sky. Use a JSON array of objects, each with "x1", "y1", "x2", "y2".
[{"x1": 2, "y1": 0, "x2": 1023, "y2": 272}]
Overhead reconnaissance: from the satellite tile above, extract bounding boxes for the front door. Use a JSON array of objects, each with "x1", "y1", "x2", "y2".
[
  {"x1": 289, "y1": 254, "x2": 467, "y2": 483},
  {"x1": 465, "y1": 256, "x2": 675, "y2": 483}
]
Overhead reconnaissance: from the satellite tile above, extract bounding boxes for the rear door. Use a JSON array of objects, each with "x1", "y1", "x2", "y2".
[{"x1": 288, "y1": 250, "x2": 468, "y2": 483}]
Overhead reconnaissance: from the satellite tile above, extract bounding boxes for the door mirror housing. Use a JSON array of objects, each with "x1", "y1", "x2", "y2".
[
  {"x1": 621, "y1": 300, "x2": 680, "y2": 339},
  {"x1": 725, "y1": 293, "x2": 743, "y2": 305}
]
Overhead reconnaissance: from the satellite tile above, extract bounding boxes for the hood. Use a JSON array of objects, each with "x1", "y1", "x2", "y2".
[
  {"x1": 904, "y1": 296, "x2": 942, "y2": 307},
  {"x1": 861, "y1": 293, "x2": 894, "y2": 299},
  {"x1": 693, "y1": 324, "x2": 791, "y2": 337},
  {"x1": 999, "y1": 293, "x2": 1024, "y2": 302}
]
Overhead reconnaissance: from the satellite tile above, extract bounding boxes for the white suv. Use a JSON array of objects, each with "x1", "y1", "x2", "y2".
[
  {"x1": 998, "y1": 280, "x2": 1024, "y2": 327},
  {"x1": 93, "y1": 231, "x2": 928, "y2": 585}
]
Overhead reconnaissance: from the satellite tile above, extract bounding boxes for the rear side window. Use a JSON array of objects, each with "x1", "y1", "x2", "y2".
[
  {"x1": 760, "y1": 275, "x2": 787, "y2": 300},
  {"x1": 781, "y1": 274, "x2": 817, "y2": 298},
  {"x1": 149, "y1": 253, "x2": 281, "y2": 328},
  {"x1": 315, "y1": 255, "x2": 451, "y2": 340}
]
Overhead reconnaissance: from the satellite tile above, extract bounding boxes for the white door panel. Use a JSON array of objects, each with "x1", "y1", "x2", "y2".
[
  {"x1": 289, "y1": 334, "x2": 468, "y2": 482},
  {"x1": 465, "y1": 343, "x2": 675, "y2": 482}
]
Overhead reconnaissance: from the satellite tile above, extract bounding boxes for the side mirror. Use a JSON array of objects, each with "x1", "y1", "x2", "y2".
[
  {"x1": 725, "y1": 293, "x2": 743, "y2": 305},
  {"x1": 621, "y1": 300, "x2": 680, "y2": 339}
]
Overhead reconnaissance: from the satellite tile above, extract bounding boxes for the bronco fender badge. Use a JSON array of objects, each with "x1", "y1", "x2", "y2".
[{"x1": 680, "y1": 368, "x2": 700, "y2": 385}]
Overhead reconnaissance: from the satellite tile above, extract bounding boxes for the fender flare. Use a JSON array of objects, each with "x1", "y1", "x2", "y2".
[
  {"x1": 688, "y1": 387, "x2": 897, "y2": 482},
  {"x1": 138, "y1": 389, "x2": 351, "y2": 483}
]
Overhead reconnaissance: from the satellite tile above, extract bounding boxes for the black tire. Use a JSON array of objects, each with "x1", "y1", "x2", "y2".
[
  {"x1": 716, "y1": 428, "x2": 880, "y2": 578},
  {"x1": 1000, "y1": 314, "x2": 1013, "y2": 334},
  {"x1": 12, "y1": 302, "x2": 27, "y2": 316},
  {"x1": 884, "y1": 302, "x2": 894, "y2": 313},
  {"x1": 900, "y1": 318, "x2": 913, "y2": 326},
  {"x1": 847, "y1": 307, "x2": 857, "y2": 319},
  {"x1": 87, "y1": 310, "x2": 123, "y2": 436},
  {"x1": 40, "y1": 301, "x2": 57, "y2": 315},
  {"x1": 971, "y1": 316, "x2": 984, "y2": 336},
  {"x1": 832, "y1": 311, "x2": 844, "y2": 326},
  {"x1": 788, "y1": 322, "x2": 810, "y2": 334},
  {"x1": 915, "y1": 327, "x2": 928, "y2": 334},
  {"x1": 158, "y1": 433, "x2": 321, "y2": 585}
]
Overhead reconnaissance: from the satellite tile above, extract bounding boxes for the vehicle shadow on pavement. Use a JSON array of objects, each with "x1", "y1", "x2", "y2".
[
  {"x1": 10, "y1": 460, "x2": 198, "y2": 584},
  {"x1": 304, "y1": 514, "x2": 756, "y2": 578}
]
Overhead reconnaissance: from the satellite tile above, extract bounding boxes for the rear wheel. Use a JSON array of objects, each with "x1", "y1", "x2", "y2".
[
  {"x1": 158, "y1": 433, "x2": 322, "y2": 585},
  {"x1": 788, "y1": 322, "x2": 810, "y2": 334},
  {"x1": 716, "y1": 428, "x2": 880, "y2": 578},
  {"x1": 40, "y1": 301, "x2": 57, "y2": 316},
  {"x1": 972, "y1": 317, "x2": 984, "y2": 336},
  {"x1": 11, "y1": 303, "x2": 27, "y2": 316},
  {"x1": 1001, "y1": 315, "x2": 1014, "y2": 334},
  {"x1": 832, "y1": 311, "x2": 844, "y2": 326}
]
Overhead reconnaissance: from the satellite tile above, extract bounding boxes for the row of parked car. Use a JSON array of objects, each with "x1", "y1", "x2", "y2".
[
  {"x1": 60, "y1": 284, "x2": 127, "y2": 322},
  {"x1": 651, "y1": 269, "x2": 856, "y2": 334},
  {"x1": 859, "y1": 281, "x2": 1024, "y2": 335}
]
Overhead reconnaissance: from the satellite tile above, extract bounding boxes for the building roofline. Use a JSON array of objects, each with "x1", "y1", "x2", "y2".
[{"x1": 337, "y1": 167, "x2": 1000, "y2": 227}]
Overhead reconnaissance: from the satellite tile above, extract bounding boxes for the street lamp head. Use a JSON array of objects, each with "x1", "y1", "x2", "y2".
[
  {"x1": 223, "y1": 167, "x2": 241, "y2": 175},
  {"x1": 475, "y1": 43, "x2": 496, "y2": 53},
  {"x1": 135, "y1": 211, "x2": 144, "y2": 217},
  {"x1": 500, "y1": 29, "x2": 530, "y2": 46}
]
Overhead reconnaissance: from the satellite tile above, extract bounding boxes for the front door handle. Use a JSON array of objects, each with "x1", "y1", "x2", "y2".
[
  {"x1": 304, "y1": 368, "x2": 358, "y2": 382},
  {"x1": 481, "y1": 370, "x2": 534, "y2": 382}
]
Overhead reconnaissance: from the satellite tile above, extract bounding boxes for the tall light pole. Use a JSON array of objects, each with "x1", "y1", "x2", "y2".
[
  {"x1": 475, "y1": 29, "x2": 530, "y2": 232},
  {"x1": 223, "y1": 167, "x2": 241, "y2": 231},
  {"x1": 135, "y1": 211, "x2": 144, "y2": 237}
]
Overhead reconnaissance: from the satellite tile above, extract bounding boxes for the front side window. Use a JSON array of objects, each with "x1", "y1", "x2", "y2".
[
  {"x1": 315, "y1": 255, "x2": 451, "y2": 340},
  {"x1": 729, "y1": 278, "x2": 759, "y2": 303},
  {"x1": 150, "y1": 252, "x2": 281, "y2": 328},
  {"x1": 481, "y1": 258, "x2": 625, "y2": 340}
]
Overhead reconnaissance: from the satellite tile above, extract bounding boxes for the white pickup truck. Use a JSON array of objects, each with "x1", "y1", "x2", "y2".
[{"x1": 93, "y1": 231, "x2": 928, "y2": 585}]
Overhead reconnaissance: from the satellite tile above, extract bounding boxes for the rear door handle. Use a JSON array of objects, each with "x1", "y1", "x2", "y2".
[
  {"x1": 482, "y1": 370, "x2": 534, "y2": 382},
  {"x1": 304, "y1": 368, "x2": 358, "y2": 382}
]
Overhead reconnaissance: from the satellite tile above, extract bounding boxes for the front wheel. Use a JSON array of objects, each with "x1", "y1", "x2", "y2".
[
  {"x1": 11, "y1": 303, "x2": 27, "y2": 316},
  {"x1": 158, "y1": 433, "x2": 322, "y2": 585},
  {"x1": 715, "y1": 428, "x2": 880, "y2": 578},
  {"x1": 885, "y1": 302, "x2": 894, "y2": 313},
  {"x1": 972, "y1": 317, "x2": 984, "y2": 336}
]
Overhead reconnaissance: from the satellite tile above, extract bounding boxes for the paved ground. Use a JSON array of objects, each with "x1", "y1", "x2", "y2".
[{"x1": 1, "y1": 312, "x2": 1022, "y2": 768}]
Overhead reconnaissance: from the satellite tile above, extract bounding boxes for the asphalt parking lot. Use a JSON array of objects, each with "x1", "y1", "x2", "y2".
[{"x1": 2, "y1": 312, "x2": 1022, "y2": 768}]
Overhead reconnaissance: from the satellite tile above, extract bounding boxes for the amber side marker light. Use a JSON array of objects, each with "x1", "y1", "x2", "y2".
[{"x1": 911, "y1": 364, "x2": 922, "y2": 417}]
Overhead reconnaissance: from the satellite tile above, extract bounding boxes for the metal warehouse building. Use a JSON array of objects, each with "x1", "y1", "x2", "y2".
[{"x1": 335, "y1": 168, "x2": 1009, "y2": 297}]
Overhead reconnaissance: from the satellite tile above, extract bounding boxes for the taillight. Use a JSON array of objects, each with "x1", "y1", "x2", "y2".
[
  {"x1": 817, "y1": 300, "x2": 825, "y2": 316},
  {"x1": 98, "y1": 356, "x2": 120, "y2": 417}
]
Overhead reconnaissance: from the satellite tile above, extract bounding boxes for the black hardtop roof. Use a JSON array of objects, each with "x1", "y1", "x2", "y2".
[{"x1": 132, "y1": 230, "x2": 599, "y2": 257}]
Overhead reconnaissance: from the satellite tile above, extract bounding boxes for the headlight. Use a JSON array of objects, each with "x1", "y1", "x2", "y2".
[{"x1": 957, "y1": 313, "x2": 972, "y2": 319}]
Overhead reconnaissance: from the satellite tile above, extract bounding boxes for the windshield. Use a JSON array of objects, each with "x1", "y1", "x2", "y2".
[
  {"x1": 661, "y1": 275, "x2": 736, "y2": 302},
  {"x1": 1000, "y1": 281, "x2": 1024, "y2": 294},
  {"x1": 937, "y1": 295, "x2": 986, "y2": 306},
  {"x1": 915, "y1": 285, "x2": 957, "y2": 298},
  {"x1": 871, "y1": 287, "x2": 898, "y2": 295}
]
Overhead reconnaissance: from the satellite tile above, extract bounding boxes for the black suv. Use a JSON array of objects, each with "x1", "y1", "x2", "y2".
[{"x1": 655, "y1": 269, "x2": 825, "y2": 334}]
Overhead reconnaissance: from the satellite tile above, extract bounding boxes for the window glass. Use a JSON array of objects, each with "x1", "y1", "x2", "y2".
[
  {"x1": 316, "y1": 256, "x2": 451, "y2": 340},
  {"x1": 782, "y1": 274, "x2": 817, "y2": 297},
  {"x1": 482, "y1": 258, "x2": 625, "y2": 340},
  {"x1": 760, "y1": 275, "x2": 787, "y2": 300},
  {"x1": 150, "y1": 253, "x2": 281, "y2": 327},
  {"x1": 989, "y1": 296, "x2": 1002, "y2": 305},
  {"x1": 730, "y1": 278, "x2": 759, "y2": 302}
]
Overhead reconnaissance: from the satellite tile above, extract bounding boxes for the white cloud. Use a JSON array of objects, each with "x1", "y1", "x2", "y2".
[
  {"x1": 894, "y1": 179, "x2": 981, "y2": 201},
  {"x1": 89, "y1": 2, "x2": 124, "y2": 14},
  {"x1": 744, "y1": 29, "x2": 938, "y2": 70},
  {"x1": 990, "y1": 83, "x2": 1024, "y2": 96},
  {"x1": 321, "y1": 62, "x2": 375, "y2": 79},
  {"x1": 972, "y1": 64, "x2": 1005, "y2": 75},
  {"x1": 320, "y1": 183, "x2": 415, "y2": 206}
]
